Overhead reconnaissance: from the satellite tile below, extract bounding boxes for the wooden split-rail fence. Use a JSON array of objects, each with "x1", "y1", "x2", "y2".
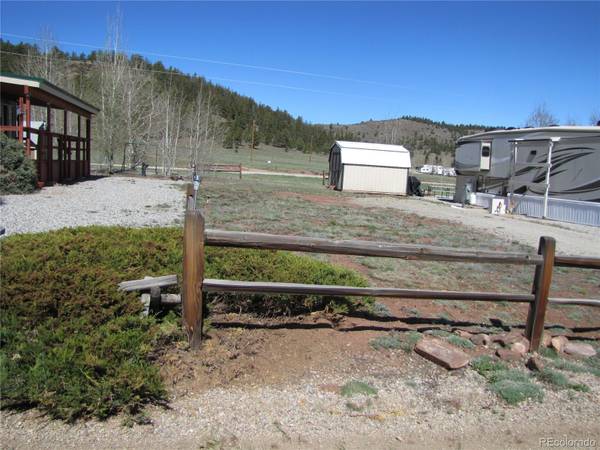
[
  {"x1": 201, "y1": 163, "x2": 242, "y2": 179},
  {"x1": 123, "y1": 184, "x2": 600, "y2": 352}
]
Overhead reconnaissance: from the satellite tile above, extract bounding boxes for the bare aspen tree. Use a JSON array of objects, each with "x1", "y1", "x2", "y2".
[
  {"x1": 97, "y1": 9, "x2": 128, "y2": 172},
  {"x1": 158, "y1": 76, "x2": 184, "y2": 176},
  {"x1": 525, "y1": 103, "x2": 558, "y2": 127}
]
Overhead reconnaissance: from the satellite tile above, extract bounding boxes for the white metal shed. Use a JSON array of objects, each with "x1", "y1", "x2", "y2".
[{"x1": 328, "y1": 141, "x2": 411, "y2": 194}]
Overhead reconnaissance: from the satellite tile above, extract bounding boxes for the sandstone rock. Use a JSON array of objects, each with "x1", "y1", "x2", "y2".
[
  {"x1": 511, "y1": 341, "x2": 528, "y2": 356},
  {"x1": 494, "y1": 331, "x2": 524, "y2": 346},
  {"x1": 563, "y1": 342, "x2": 597, "y2": 358},
  {"x1": 470, "y1": 334, "x2": 491, "y2": 346},
  {"x1": 541, "y1": 332, "x2": 552, "y2": 348},
  {"x1": 526, "y1": 356, "x2": 545, "y2": 372},
  {"x1": 496, "y1": 348, "x2": 523, "y2": 361},
  {"x1": 551, "y1": 336, "x2": 569, "y2": 353},
  {"x1": 456, "y1": 330, "x2": 473, "y2": 339},
  {"x1": 414, "y1": 338, "x2": 470, "y2": 370}
]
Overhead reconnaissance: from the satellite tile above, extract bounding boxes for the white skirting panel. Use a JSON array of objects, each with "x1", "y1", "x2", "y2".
[
  {"x1": 475, "y1": 193, "x2": 600, "y2": 227},
  {"x1": 342, "y1": 165, "x2": 408, "y2": 195}
]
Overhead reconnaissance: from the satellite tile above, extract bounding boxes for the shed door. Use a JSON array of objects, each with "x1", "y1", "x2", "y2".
[{"x1": 342, "y1": 165, "x2": 408, "y2": 194}]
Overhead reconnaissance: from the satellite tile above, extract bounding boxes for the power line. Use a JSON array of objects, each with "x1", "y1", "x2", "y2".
[
  {"x1": 1, "y1": 32, "x2": 413, "y2": 91},
  {"x1": 0, "y1": 49, "x2": 400, "y2": 103}
]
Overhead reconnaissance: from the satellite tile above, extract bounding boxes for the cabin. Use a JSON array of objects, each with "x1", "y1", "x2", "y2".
[
  {"x1": 453, "y1": 126, "x2": 600, "y2": 226},
  {"x1": 0, "y1": 73, "x2": 100, "y2": 185},
  {"x1": 328, "y1": 141, "x2": 411, "y2": 195}
]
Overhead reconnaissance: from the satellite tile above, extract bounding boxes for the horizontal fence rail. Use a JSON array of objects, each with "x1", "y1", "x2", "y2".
[
  {"x1": 554, "y1": 255, "x2": 600, "y2": 269},
  {"x1": 203, "y1": 279, "x2": 535, "y2": 303},
  {"x1": 205, "y1": 230, "x2": 544, "y2": 265},
  {"x1": 548, "y1": 298, "x2": 600, "y2": 307},
  {"x1": 119, "y1": 274, "x2": 178, "y2": 292}
]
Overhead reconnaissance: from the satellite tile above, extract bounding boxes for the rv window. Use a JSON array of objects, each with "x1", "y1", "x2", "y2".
[
  {"x1": 480, "y1": 142, "x2": 492, "y2": 171},
  {"x1": 526, "y1": 150, "x2": 537, "y2": 162}
]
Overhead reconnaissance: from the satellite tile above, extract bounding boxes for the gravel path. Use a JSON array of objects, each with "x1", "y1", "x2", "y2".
[
  {"x1": 352, "y1": 196, "x2": 600, "y2": 257},
  {"x1": 2, "y1": 360, "x2": 599, "y2": 449},
  {"x1": 0, "y1": 177, "x2": 186, "y2": 236}
]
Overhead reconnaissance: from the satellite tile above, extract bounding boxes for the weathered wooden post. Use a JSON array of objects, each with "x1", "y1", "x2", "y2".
[
  {"x1": 182, "y1": 184, "x2": 204, "y2": 349},
  {"x1": 525, "y1": 236, "x2": 555, "y2": 351}
]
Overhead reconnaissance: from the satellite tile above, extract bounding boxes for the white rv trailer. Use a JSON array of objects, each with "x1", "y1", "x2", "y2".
[{"x1": 453, "y1": 126, "x2": 600, "y2": 225}]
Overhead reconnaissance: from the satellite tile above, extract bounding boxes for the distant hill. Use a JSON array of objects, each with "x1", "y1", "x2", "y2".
[
  {"x1": 330, "y1": 116, "x2": 500, "y2": 166},
  {"x1": 1, "y1": 39, "x2": 500, "y2": 169}
]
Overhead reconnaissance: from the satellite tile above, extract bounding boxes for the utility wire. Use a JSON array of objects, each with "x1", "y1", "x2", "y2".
[
  {"x1": 0, "y1": 49, "x2": 400, "y2": 103},
  {"x1": 1, "y1": 32, "x2": 413, "y2": 90}
]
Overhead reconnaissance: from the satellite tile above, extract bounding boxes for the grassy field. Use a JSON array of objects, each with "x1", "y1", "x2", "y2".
[
  {"x1": 93, "y1": 143, "x2": 458, "y2": 181},
  {"x1": 92, "y1": 144, "x2": 330, "y2": 174},
  {"x1": 208, "y1": 144, "x2": 328, "y2": 173},
  {"x1": 197, "y1": 173, "x2": 600, "y2": 324}
]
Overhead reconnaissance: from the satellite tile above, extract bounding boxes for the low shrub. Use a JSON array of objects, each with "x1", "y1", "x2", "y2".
[
  {"x1": 535, "y1": 368, "x2": 590, "y2": 392},
  {"x1": 370, "y1": 331, "x2": 423, "y2": 353},
  {"x1": 470, "y1": 355, "x2": 508, "y2": 376},
  {"x1": 447, "y1": 335, "x2": 475, "y2": 349},
  {"x1": 0, "y1": 226, "x2": 370, "y2": 421},
  {"x1": 0, "y1": 134, "x2": 37, "y2": 194},
  {"x1": 471, "y1": 356, "x2": 543, "y2": 404},
  {"x1": 490, "y1": 379, "x2": 544, "y2": 405},
  {"x1": 0, "y1": 313, "x2": 165, "y2": 422},
  {"x1": 340, "y1": 381, "x2": 378, "y2": 397}
]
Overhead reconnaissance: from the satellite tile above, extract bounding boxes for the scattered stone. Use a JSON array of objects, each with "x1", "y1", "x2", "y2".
[
  {"x1": 455, "y1": 330, "x2": 473, "y2": 339},
  {"x1": 510, "y1": 341, "x2": 528, "y2": 356},
  {"x1": 563, "y1": 342, "x2": 597, "y2": 358},
  {"x1": 541, "y1": 332, "x2": 552, "y2": 348},
  {"x1": 526, "y1": 356, "x2": 545, "y2": 372},
  {"x1": 414, "y1": 338, "x2": 470, "y2": 370},
  {"x1": 494, "y1": 331, "x2": 524, "y2": 346},
  {"x1": 496, "y1": 348, "x2": 523, "y2": 361},
  {"x1": 470, "y1": 333, "x2": 491, "y2": 346},
  {"x1": 551, "y1": 336, "x2": 569, "y2": 353}
]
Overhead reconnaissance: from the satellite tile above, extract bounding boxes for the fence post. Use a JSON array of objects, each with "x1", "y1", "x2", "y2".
[
  {"x1": 183, "y1": 183, "x2": 204, "y2": 349},
  {"x1": 239, "y1": 164, "x2": 242, "y2": 179},
  {"x1": 525, "y1": 236, "x2": 555, "y2": 352}
]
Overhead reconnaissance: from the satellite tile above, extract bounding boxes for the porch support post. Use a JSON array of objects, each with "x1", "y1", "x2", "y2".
[
  {"x1": 63, "y1": 110, "x2": 68, "y2": 181},
  {"x1": 17, "y1": 96, "x2": 24, "y2": 143},
  {"x1": 24, "y1": 86, "x2": 31, "y2": 156},
  {"x1": 77, "y1": 115, "x2": 81, "y2": 178},
  {"x1": 46, "y1": 104, "x2": 53, "y2": 184},
  {"x1": 85, "y1": 117, "x2": 91, "y2": 177}
]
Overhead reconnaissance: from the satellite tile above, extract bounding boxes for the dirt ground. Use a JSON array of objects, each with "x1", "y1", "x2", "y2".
[
  {"x1": 3, "y1": 313, "x2": 600, "y2": 449},
  {"x1": 352, "y1": 196, "x2": 600, "y2": 257},
  {"x1": 2, "y1": 175, "x2": 600, "y2": 449}
]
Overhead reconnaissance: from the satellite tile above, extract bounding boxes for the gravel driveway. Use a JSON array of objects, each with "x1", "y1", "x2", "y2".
[
  {"x1": 352, "y1": 196, "x2": 600, "y2": 257},
  {"x1": 0, "y1": 177, "x2": 186, "y2": 236},
  {"x1": 2, "y1": 362, "x2": 599, "y2": 449}
]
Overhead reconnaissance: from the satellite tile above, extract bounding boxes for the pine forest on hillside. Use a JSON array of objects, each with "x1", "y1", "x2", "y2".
[{"x1": 1, "y1": 35, "x2": 496, "y2": 172}]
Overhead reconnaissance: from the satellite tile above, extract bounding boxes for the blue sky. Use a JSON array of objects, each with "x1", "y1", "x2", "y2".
[{"x1": 1, "y1": 1, "x2": 598, "y2": 126}]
